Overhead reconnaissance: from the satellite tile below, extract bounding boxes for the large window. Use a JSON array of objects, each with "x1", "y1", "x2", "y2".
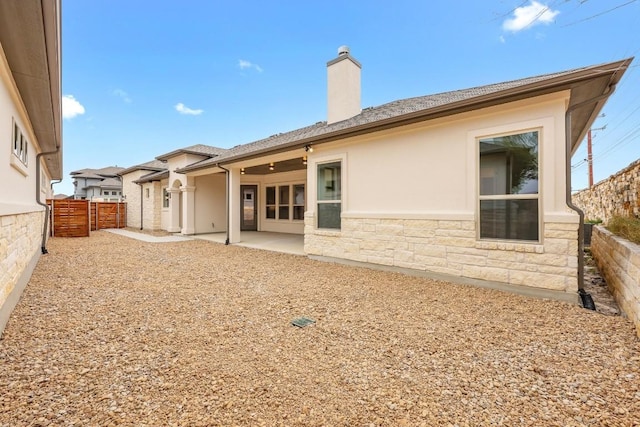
[
  {"x1": 479, "y1": 131, "x2": 539, "y2": 241},
  {"x1": 317, "y1": 161, "x2": 341, "y2": 229},
  {"x1": 266, "y1": 184, "x2": 305, "y2": 221}
]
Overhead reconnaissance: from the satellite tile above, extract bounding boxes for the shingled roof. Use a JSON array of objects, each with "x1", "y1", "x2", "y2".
[
  {"x1": 119, "y1": 159, "x2": 167, "y2": 176},
  {"x1": 155, "y1": 144, "x2": 227, "y2": 161},
  {"x1": 178, "y1": 58, "x2": 632, "y2": 173}
]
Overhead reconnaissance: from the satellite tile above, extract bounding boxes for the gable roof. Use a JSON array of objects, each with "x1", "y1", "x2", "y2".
[
  {"x1": 71, "y1": 166, "x2": 125, "y2": 178},
  {"x1": 178, "y1": 58, "x2": 632, "y2": 173},
  {"x1": 155, "y1": 144, "x2": 227, "y2": 161},
  {"x1": 119, "y1": 159, "x2": 167, "y2": 176},
  {"x1": 134, "y1": 169, "x2": 170, "y2": 184}
]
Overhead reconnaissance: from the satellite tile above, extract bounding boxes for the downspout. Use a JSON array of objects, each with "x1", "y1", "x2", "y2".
[
  {"x1": 565, "y1": 84, "x2": 616, "y2": 310},
  {"x1": 138, "y1": 183, "x2": 144, "y2": 230},
  {"x1": 217, "y1": 163, "x2": 231, "y2": 245},
  {"x1": 36, "y1": 149, "x2": 60, "y2": 254}
]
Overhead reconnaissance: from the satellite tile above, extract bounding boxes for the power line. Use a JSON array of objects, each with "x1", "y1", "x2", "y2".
[{"x1": 560, "y1": 0, "x2": 638, "y2": 27}]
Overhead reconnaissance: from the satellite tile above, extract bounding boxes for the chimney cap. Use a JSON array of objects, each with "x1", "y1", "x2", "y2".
[{"x1": 338, "y1": 45, "x2": 350, "y2": 56}]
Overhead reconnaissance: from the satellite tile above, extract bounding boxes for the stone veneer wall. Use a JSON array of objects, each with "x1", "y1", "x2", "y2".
[
  {"x1": 0, "y1": 211, "x2": 43, "y2": 333},
  {"x1": 573, "y1": 159, "x2": 640, "y2": 223},
  {"x1": 305, "y1": 215, "x2": 579, "y2": 296},
  {"x1": 141, "y1": 181, "x2": 162, "y2": 230},
  {"x1": 591, "y1": 226, "x2": 640, "y2": 337}
]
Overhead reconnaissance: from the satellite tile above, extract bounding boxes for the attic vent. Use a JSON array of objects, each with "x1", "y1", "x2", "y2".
[{"x1": 338, "y1": 45, "x2": 350, "y2": 56}]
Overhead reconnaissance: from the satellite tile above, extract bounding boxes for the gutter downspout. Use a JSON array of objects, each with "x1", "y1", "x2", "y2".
[
  {"x1": 565, "y1": 84, "x2": 616, "y2": 310},
  {"x1": 217, "y1": 164, "x2": 231, "y2": 245},
  {"x1": 139, "y1": 183, "x2": 144, "y2": 230},
  {"x1": 36, "y1": 150, "x2": 59, "y2": 254}
]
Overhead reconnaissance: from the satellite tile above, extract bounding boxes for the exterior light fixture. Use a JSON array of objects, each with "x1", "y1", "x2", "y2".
[
  {"x1": 302, "y1": 156, "x2": 307, "y2": 165},
  {"x1": 269, "y1": 162, "x2": 274, "y2": 171},
  {"x1": 241, "y1": 168, "x2": 245, "y2": 175},
  {"x1": 304, "y1": 145, "x2": 314, "y2": 153}
]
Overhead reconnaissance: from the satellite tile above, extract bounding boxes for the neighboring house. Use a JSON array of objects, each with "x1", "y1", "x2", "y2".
[
  {"x1": 0, "y1": 0, "x2": 62, "y2": 334},
  {"x1": 70, "y1": 166, "x2": 125, "y2": 201},
  {"x1": 122, "y1": 46, "x2": 632, "y2": 305},
  {"x1": 121, "y1": 145, "x2": 227, "y2": 232}
]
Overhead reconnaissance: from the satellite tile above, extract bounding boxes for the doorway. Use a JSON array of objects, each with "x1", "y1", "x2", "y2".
[{"x1": 241, "y1": 185, "x2": 258, "y2": 231}]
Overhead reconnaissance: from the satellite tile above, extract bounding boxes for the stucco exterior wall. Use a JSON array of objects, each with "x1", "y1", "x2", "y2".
[
  {"x1": 573, "y1": 159, "x2": 640, "y2": 223},
  {"x1": 591, "y1": 226, "x2": 640, "y2": 337},
  {"x1": 194, "y1": 174, "x2": 226, "y2": 233},
  {"x1": 304, "y1": 92, "x2": 580, "y2": 298},
  {"x1": 1, "y1": 43, "x2": 53, "y2": 334}
]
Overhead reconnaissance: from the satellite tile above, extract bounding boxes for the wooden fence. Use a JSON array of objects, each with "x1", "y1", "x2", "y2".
[{"x1": 47, "y1": 200, "x2": 127, "y2": 237}]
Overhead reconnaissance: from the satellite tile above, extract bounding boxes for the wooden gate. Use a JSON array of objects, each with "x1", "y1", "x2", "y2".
[
  {"x1": 47, "y1": 200, "x2": 127, "y2": 237},
  {"x1": 91, "y1": 202, "x2": 127, "y2": 231},
  {"x1": 47, "y1": 199, "x2": 90, "y2": 237}
]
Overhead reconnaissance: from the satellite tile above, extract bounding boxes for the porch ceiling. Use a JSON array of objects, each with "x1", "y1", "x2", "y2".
[{"x1": 242, "y1": 157, "x2": 307, "y2": 175}]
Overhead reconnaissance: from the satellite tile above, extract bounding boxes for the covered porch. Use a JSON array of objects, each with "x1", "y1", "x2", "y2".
[
  {"x1": 179, "y1": 145, "x2": 311, "y2": 247},
  {"x1": 193, "y1": 231, "x2": 305, "y2": 256}
]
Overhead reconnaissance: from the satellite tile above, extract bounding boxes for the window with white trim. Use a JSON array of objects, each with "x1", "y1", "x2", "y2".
[
  {"x1": 12, "y1": 120, "x2": 28, "y2": 166},
  {"x1": 162, "y1": 188, "x2": 170, "y2": 208},
  {"x1": 478, "y1": 130, "x2": 539, "y2": 241},
  {"x1": 317, "y1": 161, "x2": 341, "y2": 229}
]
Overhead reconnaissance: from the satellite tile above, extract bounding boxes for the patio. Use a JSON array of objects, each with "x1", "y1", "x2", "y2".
[{"x1": 0, "y1": 231, "x2": 638, "y2": 425}]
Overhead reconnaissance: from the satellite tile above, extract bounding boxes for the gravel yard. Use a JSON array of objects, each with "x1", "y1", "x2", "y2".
[{"x1": 1, "y1": 231, "x2": 639, "y2": 426}]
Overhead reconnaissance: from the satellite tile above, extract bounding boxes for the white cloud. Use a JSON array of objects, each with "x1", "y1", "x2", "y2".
[
  {"x1": 238, "y1": 59, "x2": 263, "y2": 73},
  {"x1": 113, "y1": 89, "x2": 132, "y2": 103},
  {"x1": 62, "y1": 95, "x2": 85, "y2": 119},
  {"x1": 175, "y1": 102, "x2": 203, "y2": 116},
  {"x1": 502, "y1": 1, "x2": 559, "y2": 32}
]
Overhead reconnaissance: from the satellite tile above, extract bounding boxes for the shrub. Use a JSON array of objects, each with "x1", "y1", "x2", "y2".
[
  {"x1": 606, "y1": 215, "x2": 640, "y2": 245},
  {"x1": 585, "y1": 218, "x2": 603, "y2": 224}
]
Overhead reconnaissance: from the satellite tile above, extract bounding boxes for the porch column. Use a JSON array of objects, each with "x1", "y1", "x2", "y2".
[
  {"x1": 180, "y1": 185, "x2": 196, "y2": 235},
  {"x1": 167, "y1": 187, "x2": 181, "y2": 232},
  {"x1": 228, "y1": 167, "x2": 241, "y2": 244}
]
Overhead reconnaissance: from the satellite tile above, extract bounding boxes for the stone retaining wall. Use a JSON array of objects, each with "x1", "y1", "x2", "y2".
[
  {"x1": 591, "y1": 225, "x2": 640, "y2": 337},
  {"x1": 573, "y1": 159, "x2": 640, "y2": 223},
  {"x1": 305, "y1": 215, "x2": 579, "y2": 297}
]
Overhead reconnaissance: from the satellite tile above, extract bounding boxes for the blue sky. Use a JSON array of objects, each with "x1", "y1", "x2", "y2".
[{"x1": 60, "y1": 0, "x2": 640, "y2": 196}]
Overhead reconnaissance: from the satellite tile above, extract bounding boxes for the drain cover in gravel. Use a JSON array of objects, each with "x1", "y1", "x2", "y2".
[{"x1": 291, "y1": 317, "x2": 316, "y2": 328}]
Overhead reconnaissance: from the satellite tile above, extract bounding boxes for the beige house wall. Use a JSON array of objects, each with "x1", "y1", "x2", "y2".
[
  {"x1": 305, "y1": 92, "x2": 580, "y2": 298},
  {"x1": 194, "y1": 174, "x2": 226, "y2": 233},
  {"x1": 0, "y1": 46, "x2": 53, "y2": 334}
]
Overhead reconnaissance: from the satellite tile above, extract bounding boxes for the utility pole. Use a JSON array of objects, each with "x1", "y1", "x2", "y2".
[
  {"x1": 587, "y1": 129, "x2": 594, "y2": 188},
  {"x1": 586, "y1": 116, "x2": 606, "y2": 189}
]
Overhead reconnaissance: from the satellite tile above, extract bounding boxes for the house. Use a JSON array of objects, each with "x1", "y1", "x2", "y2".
[
  {"x1": 70, "y1": 166, "x2": 125, "y2": 201},
  {"x1": 0, "y1": 0, "x2": 62, "y2": 334},
  {"x1": 122, "y1": 46, "x2": 632, "y2": 305},
  {"x1": 120, "y1": 145, "x2": 227, "y2": 231}
]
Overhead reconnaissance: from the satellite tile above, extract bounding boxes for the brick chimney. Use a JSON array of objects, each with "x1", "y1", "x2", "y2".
[{"x1": 327, "y1": 46, "x2": 361, "y2": 124}]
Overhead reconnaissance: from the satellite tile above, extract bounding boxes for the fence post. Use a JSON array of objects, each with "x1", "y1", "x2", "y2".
[{"x1": 117, "y1": 202, "x2": 120, "y2": 229}]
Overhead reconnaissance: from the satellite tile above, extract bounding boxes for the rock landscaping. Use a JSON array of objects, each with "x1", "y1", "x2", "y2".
[{"x1": 1, "y1": 231, "x2": 639, "y2": 426}]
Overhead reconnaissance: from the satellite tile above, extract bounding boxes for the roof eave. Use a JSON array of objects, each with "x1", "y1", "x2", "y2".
[{"x1": 178, "y1": 58, "x2": 632, "y2": 174}]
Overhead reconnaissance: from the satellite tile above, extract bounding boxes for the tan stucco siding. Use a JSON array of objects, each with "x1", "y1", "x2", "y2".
[{"x1": 194, "y1": 174, "x2": 226, "y2": 233}]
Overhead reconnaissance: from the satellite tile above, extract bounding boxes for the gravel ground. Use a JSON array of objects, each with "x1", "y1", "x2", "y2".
[{"x1": 1, "y1": 231, "x2": 639, "y2": 426}]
